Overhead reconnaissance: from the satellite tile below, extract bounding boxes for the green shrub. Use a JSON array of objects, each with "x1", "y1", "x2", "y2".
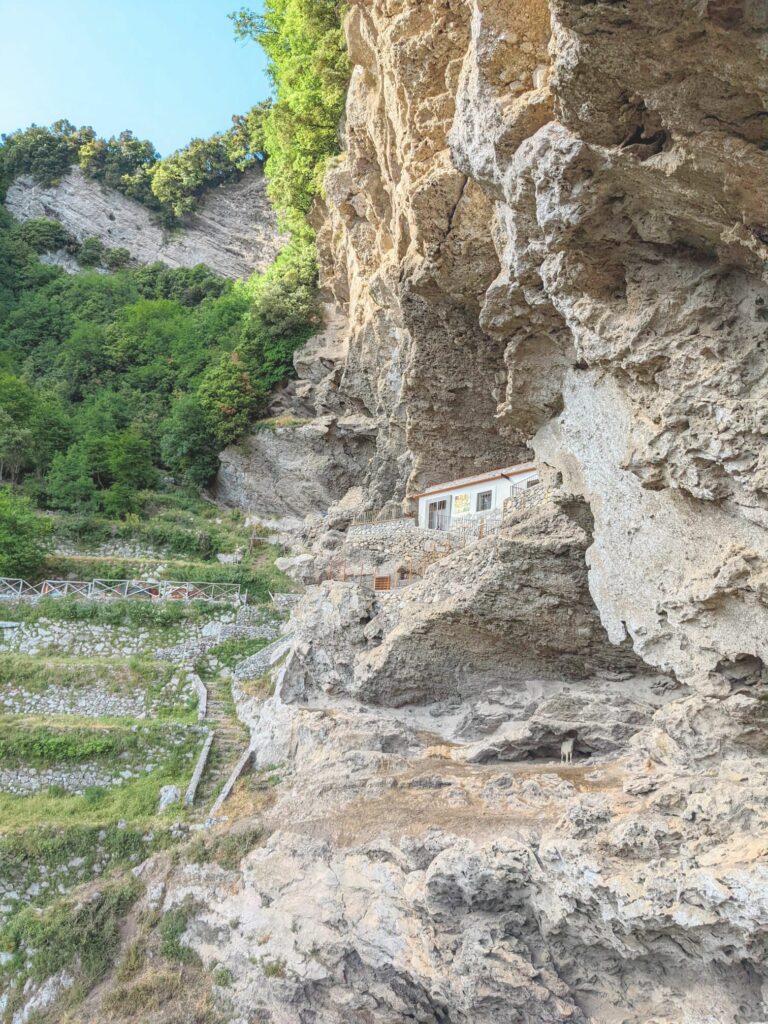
[
  {"x1": 103, "y1": 246, "x2": 132, "y2": 270},
  {"x1": 0, "y1": 488, "x2": 52, "y2": 577},
  {"x1": 261, "y1": 957, "x2": 287, "y2": 978},
  {"x1": 213, "y1": 966, "x2": 234, "y2": 986},
  {"x1": 78, "y1": 235, "x2": 106, "y2": 267},
  {"x1": 16, "y1": 218, "x2": 74, "y2": 254}
]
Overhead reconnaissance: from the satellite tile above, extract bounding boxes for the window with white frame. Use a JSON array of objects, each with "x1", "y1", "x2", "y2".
[{"x1": 476, "y1": 490, "x2": 493, "y2": 512}]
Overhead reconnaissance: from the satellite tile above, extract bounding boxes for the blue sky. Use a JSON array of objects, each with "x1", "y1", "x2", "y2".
[{"x1": 0, "y1": 0, "x2": 270, "y2": 155}]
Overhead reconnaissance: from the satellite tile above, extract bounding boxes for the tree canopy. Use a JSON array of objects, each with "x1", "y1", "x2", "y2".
[
  {"x1": 0, "y1": 489, "x2": 52, "y2": 578},
  {"x1": 0, "y1": 213, "x2": 318, "y2": 501},
  {"x1": 230, "y1": 2, "x2": 349, "y2": 236},
  {"x1": 1, "y1": 110, "x2": 272, "y2": 225}
]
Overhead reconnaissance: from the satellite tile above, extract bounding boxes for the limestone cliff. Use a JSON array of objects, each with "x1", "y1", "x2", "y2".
[
  {"x1": 32, "y1": 3, "x2": 768, "y2": 1023},
  {"x1": 5, "y1": 165, "x2": 284, "y2": 278},
  {"x1": 202, "y1": 3, "x2": 767, "y2": 1021}
]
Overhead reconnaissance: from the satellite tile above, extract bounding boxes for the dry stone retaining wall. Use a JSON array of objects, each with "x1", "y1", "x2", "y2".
[
  {"x1": 0, "y1": 673, "x2": 196, "y2": 720},
  {"x1": 154, "y1": 619, "x2": 283, "y2": 666},
  {"x1": 0, "y1": 763, "x2": 149, "y2": 796},
  {"x1": 0, "y1": 826, "x2": 168, "y2": 924}
]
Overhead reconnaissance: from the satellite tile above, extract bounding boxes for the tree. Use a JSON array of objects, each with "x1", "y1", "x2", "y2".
[
  {"x1": 246, "y1": 239, "x2": 319, "y2": 337},
  {"x1": 0, "y1": 488, "x2": 52, "y2": 578},
  {"x1": 27, "y1": 398, "x2": 72, "y2": 475},
  {"x1": 197, "y1": 352, "x2": 264, "y2": 445},
  {"x1": 227, "y1": 102, "x2": 271, "y2": 169},
  {"x1": 105, "y1": 430, "x2": 155, "y2": 492},
  {"x1": 46, "y1": 445, "x2": 99, "y2": 512},
  {"x1": 0, "y1": 410, "x2": 32, "y2": 483},
  {"x1": 54, "y1": 322, "x2": 112, "y2": 401},
  {"x1": 0, "y1": 373, "x2": 35, "y2": 422},
  {"x1": 160, "y1": 394, "x2": 221, "y2": 488}
]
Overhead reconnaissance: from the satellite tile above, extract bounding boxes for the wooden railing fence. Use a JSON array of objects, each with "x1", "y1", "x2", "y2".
[{"x1": 0, "y1": 577, "x2": 244, "y2": 606}]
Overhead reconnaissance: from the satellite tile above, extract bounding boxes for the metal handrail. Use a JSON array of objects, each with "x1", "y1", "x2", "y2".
[
  {"x1": 351, "y1": 508, "x2": 416, "y2": 527},
  {"x1": 503, "y1": 481, "x2": 549, "y2": 516}
]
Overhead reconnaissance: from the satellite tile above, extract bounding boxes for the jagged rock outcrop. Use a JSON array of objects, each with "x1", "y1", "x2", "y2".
[
  {"x1": 282, "y1": 494, "x2": 651, "y2": 709},
  {"x1": 5, "y1": 166, "x2": 284, "y2": 278},
  {"x1": 215, "y1": 413, "x2": 376, "y2": 518},
  {"x1": 214, "y1": 307, "x2": 379, "y2": 517}
]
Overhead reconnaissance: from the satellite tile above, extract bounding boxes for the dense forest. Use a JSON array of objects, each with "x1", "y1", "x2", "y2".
[{"x1": 0, "y1": 0, "x2": 349, "y2": 573}]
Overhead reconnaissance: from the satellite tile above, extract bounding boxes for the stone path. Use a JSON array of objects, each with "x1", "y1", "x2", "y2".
[{"x1": 194, "y1": 675, "x2": 251, "y2": 809}]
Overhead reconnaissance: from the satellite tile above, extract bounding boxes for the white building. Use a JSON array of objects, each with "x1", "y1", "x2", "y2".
[{"x1": 414, "y1": 462, "x2": 539, "y2": 531}]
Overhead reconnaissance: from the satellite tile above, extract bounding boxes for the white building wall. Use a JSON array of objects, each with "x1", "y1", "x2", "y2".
[{"x1": 417, "y1": 468, "x2": 539, "y2": 529}]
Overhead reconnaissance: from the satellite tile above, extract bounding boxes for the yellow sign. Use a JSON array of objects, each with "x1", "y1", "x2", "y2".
[{"x1": 453, "y1": 493, "x2": 470, "y2": 514}]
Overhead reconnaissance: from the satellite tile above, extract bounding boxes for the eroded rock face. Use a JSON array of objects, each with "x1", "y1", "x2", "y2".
[
  {"x1": 215, "y1": 414, "x2": 376, "y2": 518},
  {"x1": 206, "y1": 1, "x2": 767, "y2": 1019},
  {"x1": 297, "y1": 0, "x2": 768, "y2": 689},
  {"x1": 283, "y1": 494, "x2": 650, "y2": 709},
  {"x1": 214, "y1": 307, "x2": 380, "y2": 517},
  {"x1": 5, "y1": 166, "x2": 284, "y2": 278},
  {"x1": 118, "y1": 690, "x2": 768, "y2": 1024}
]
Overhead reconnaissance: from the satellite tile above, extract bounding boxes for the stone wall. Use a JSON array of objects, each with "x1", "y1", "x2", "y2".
[
  {"x1": 0, "y1": 610, "x2": 281, "y2": 664},
  {"x1": 0, "y1": 674, "x2": 195, "y2": 720},
  {"x1": 0, "y1": 825, "x2": 173, "y2": 925},
  {"x1": 154, "y1": 619, "x2": 283, "y2": 666},
  {"x1": 346, "y1": 518, "x2": 416, "y2": 539}
]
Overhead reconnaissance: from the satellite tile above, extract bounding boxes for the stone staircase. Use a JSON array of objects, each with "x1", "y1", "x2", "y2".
[{"x1": 194, "y1": 675, "x2": 250, "y2": 808}]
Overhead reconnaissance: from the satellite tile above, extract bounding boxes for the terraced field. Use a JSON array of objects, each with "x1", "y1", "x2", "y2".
[{"x1": 0, "y1": 491, "x2": 296, "y2": 940}]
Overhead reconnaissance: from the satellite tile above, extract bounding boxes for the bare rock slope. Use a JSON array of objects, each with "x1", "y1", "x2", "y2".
[{"x1": 5, "y1": 166, "x2": 284, "y2": 278}]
